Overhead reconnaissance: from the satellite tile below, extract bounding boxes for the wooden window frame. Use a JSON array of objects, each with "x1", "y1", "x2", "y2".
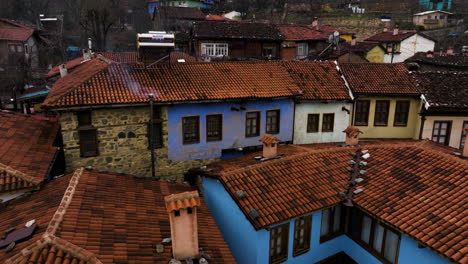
[
  {"x1": 320, "y1": 205, "x2": 345, "y2": 243},
  {"x1": 245, "y1": 111, "x2": 260, "y2": 137},
  {"x1": 293, "y1": 215, "x2": 312, "y2": 257},
  {"x1": 269, "y1": 223, "x2": 289, "y2": 264},
  {"x1": 432, "y1": 121, "x2": 452, "y2": 146},
  {"x1": 460, "y1": 121, "x2": 468, "y2": 149},
  {"x1": 182, "y1": 116, "x2": 200, "y2": 144},
  {"x1": 354, "y1": 100, "x2": 370, "y2": 126},
  {"x1": 374, "y1": 100, "x2": 390, "y2": 127},
  {"x1": 266, "y1": 109, "x2": 280, "y2": 134},
  {"x1": 206, "y1": 114, "x2": 223, "y2": 141},
  {"x1": 77, "y1": 110, "x2": 98, "y2": 157},
  {"x1": 322, "y1": 113, "x2": 335, "y2": 132},
  {"x1": 393, "y1": 101, "x2": 410, "y2": 127},
  {"x1": 77, "y1": 110, "x2": 92, "y2": 127},
  {"x1": 307, "y1": 114, "x2": 320, "y2": 133},
  {"x1": 346, "y1": 208, "x2": 401, "y2": 264},
  {"x1": 148, "y1": 107, "x2": 163, "y2": 149}
]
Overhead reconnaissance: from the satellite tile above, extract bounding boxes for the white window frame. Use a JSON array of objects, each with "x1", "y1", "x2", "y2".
[
  {"x1": 297, "y1": 42, "x2": 308, "y2": 58},
  {"x1": 201, "y1": 43, "x2": 228, "y2": 57}
]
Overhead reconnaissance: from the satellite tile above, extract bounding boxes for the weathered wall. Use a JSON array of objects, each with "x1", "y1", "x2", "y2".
[
  {"x1": 60, "y1": 106, "x2": 216, "y2": 181},
  {"x1": 421, "y1": 115, "x2": 468, "y2": 149},
  {"x1": 384, "y1": 34, "x2": 435, "y2": 63},
  {"x1": 294, "y1": 102, "x2": 351, "y2": 144},
  {"x1": 365, "y1": 46, "x2": 385, "y2": 62}
]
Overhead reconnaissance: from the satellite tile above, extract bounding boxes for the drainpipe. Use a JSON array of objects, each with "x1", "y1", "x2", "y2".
[
  {"x1": 419, "y1": 115, "x2": 426, "y2": 140},
  {"x1": 149, "y1": 93, "x2": 156, "y2": 178}
]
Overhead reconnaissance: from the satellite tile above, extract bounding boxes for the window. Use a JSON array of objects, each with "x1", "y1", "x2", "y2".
[
  {"x1": 148, "y1": 106, "x2": 163, "y2": 148},
  {"x1": 206, "y1": 114, "x2": 222, "y2": 141},
  {"x1": 263, "y1": 47, "x2": 276, "y2": 58},
  {"x1": 385, "y1": 42, "x2": 401, "y2": 53},
  {"x1": 354, "y1": 100, "x2": 370, "y2": 126},
  {"x1": 322, "y1": 113, "x2": 335, "y2": 132},
  {"x1": 432, "y1": 121, "x2": 452, "y2": 146},
  {"x1": 269, "y1": 223, "x2": 289, "y2": 264},
  {"x1": 246, "y1": 112, "x2": 260, "y2": 137},
  {"x1": 460, "y1": 121, "x2": 468, "y2": 149},
  {"x1": 307, "y1": 114, "x2": 320, "y2": 133},
  {"x1": 394, "y1": 101, "x2": 410, "y2": 126},
  {"x1": 182, "y1": 116, "x2": 200, "y2": 144},
  {"x1": 297, "y1": 42, "x2": 309, "y2": 58},
  {"x1": 174, "y1": 210, "x2": 180, "y2": 216},
  {"x1": 77, "y1": 111, "x2": 98, "y2": 157},
  {"x1": 266, "y1": 110, "x2": 280, "y2": 134},
  {"x1": 374, "y1": 100, "x2": 390, "y2": 126},
  {"x1": 293, "y1": 215, "x2": 312, "y2": 256},
  {"x1": 8, "y1": 44, "x2": 23, "y2": 54},
  {"x1": 201, "y1": 43, "x2": 228, "y2": 57},
  {"x1": 347, "y1": 208, "x2": 401, "y2": 264},
  {"x1": 187, "y1": 207, "x2": 193, "y2": 214},
  {"x1": 320, "y1": 204, "x2": 344, "y2": 242}
]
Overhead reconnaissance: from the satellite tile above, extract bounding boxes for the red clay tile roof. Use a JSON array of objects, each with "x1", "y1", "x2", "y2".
[
  {"x1": 193, "y1": 21, "x2": 283, "y2": 40},
  {"x1": 341, "y1": 41, "x2": 381, "y2": 54},
  {"x1": 280, "y1": 61, "x2": 351, "y2": 100},
  {"x1": 366, "y1": 30, "x2": 417, "y2": 42},
  {"x1": 165, "y1": 191, "x2": 201, "y2": 212},
  {"x1": 0, "y1": 111, "x2": 59, "y2": 192},
  {"x1": 43, "y1": 60, "x2": 302, "y2": 107},
  {"x1": 1, "y1": 168, "x2": 235, "y2": 263},
  {"x1": 259, "y1": 134, "x2": 281, "y2": 144},
  {"x1": 170, "y1": 51, "x2": 197, "y2": 63},
  {"x1": 309, "y1": 24, "x2": 354, "y2": 36},
  {"x1": 98, "y1": 52, "x2": 139, "y2": 63},
  {"x1": 0, "y1": 18, "x2": 34, "y2": 41},
  {"x1": 339, "y1": 63, "x2": 421, "y2": 95},
  {"x1": 277, "y1": 24, "x2": 328, "y2": 41},
  {"x1": 195, "y1": 140, "x2": 467, "y2": 263},
  {"x1": 343, "y1": 126, "x2": 363, "y2": 137},
  {"x1": 155, "y1": 6, "x2": 206, "y2": 20},
  {"x1": 46, "y1": 56, "x2": 91, "y2": 78},
  {"x1": 206, "y1": 14, "x2": 231, "y2": 21}
]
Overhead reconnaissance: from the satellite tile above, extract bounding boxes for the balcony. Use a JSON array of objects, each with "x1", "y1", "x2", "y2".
[{"x1": 423, "y1": 19, "x2": 440, "y2": 24}]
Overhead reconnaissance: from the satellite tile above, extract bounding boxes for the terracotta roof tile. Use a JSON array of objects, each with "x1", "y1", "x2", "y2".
[
  {"x1": 0, "y1": 111, "x2": 59, "y2": 192},
  {"x1": 259, "y1": 134, "x2": 281, "y2": 144},
  {"x1": 155, "y1": 6, "x2": 206, "y2": 20},
  {"x1": 98, "y1": 52, "x2": 139, "y2": 63},
  {"x1": 309, "y1": 24, "x2": 354, "y2": 36},
  {"x1": 340, "y1": 63, "x2": 421, "y2": 95},
  {"x1": 193, "y1": 21, "x2": 283, "y2": 40},
  {"x1": 0, "y1": 18, "x2": 34, "y2": 41},
  {"x1": 196, "y1": 140, "x2": 467, "y2": 263},
  {"x1": 1, "y1": 169, "x2": 236, "y2": 263},
  {"x1": 366, "y1": 31, "x2": 417, "y2": 42},
  {"x1": 165, "y1": 191, "x2": 201, "y2": 212},
  {"x1": 277, "y1": 24, "x2": 327, "y2": 41}
]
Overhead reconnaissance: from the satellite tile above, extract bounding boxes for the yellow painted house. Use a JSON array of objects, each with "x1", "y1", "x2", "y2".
[
  {"x1": 337, "y1": 41, "x2": 385, "y2": 63},
  {"x1": 340, "y1": 63, "x2": 423, "y2": 139}
]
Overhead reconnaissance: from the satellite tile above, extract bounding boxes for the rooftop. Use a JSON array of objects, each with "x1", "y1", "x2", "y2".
[
  {"x1": 414, "y1": 10, "x2": 453, "y2": 16},
  {"x1": 277, "y1": 24, "x2": 328, "y2": 41},
  {"x1": 193, "y1": 140, "x2": 467, "y2": 263},
  {"x1": 0, "y1": 111, "x2": 59, "y2": 193},
  {"x1": 341, "y1": 41, "x2": 382, "y2": 54},
  {"x1": 0, "y1": 18, "x2": 34, "y2": 41},
  {"x1": 339, "y1": 63, "x2": 421, "y2": 95},
  {"x1": 406, "y1": 52, "x2": 468, "y2": 69},
  {"x1": 193, "y1": 21, "x2": 283, "y2": 40},
  {"x1": 0, "y1": 168, "x2": 235, "y2": 263},
  {"x1": 154, "y1": 6, "x2": 206, "y2": 20},
  {"x1": 366, "y1": 30, "x2": 417, "y2": 43},
  {"x1": 309, "y1": 24, "x2": 354, "y2": 36}
]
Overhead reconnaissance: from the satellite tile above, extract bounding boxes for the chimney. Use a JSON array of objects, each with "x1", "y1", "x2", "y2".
[
  {"x1": 88, "y1": 37, "x2": 92, "y2": 51},
  {"x1": 259, "y1": 134, "x2": 281, "y2": 159},
  {"x1": 393, "y1": 25, "x2": 399, "y2": 36},
  {"x1": 83, "y1": 49, "x2": 91, "y2": 61},
  {"x1": 447, "y1": 47, "x2": 454, "y2": 55},
  {"x1": 165, "y1": 191, "x2": 200, "y2": 260},
  {"x1": 426, "y1": 51, "x2": 434, "y2": 58},
  {"x1": 383, "y1": 27, "x2": 388, "y2": 32},
  {"x1": 59, "y1": 64, "x2": 68, "y2": 78},
  {"x1": 312, "y1": 17, "x2": 319, "y2": 27},
  {"x1": 463, "y1": 128, "x2": 468, "y2": 158},
  {"x1": 351, "y1": 37, "x2": 357, "y2": 46},
  {"x1": 343, "y1": 126, "x2": 363, "y2": 146}
]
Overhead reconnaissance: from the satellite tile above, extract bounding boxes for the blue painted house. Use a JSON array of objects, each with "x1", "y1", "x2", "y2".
[
  {"x1": 419, "y1": 0, "x2": 452, "y2": 10},
  {"x1": 191, "y1": 140, "x2": 465, "y2": 264}
]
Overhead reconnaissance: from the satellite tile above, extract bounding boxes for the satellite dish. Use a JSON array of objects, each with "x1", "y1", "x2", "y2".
[{"x1": 333, "y1": 31, "x2": 340, "y2": 37}]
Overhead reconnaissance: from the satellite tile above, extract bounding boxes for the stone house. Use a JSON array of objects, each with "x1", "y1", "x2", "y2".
[
  {"x1": 276, "y1": 24, "x2": 328, "y2": 60},
  {"x1": 413, "y1": 71, "x2": 468, "y2": 149},
  {"x1": 42, "y1": 58, "x2": 302, "y2": 181}
]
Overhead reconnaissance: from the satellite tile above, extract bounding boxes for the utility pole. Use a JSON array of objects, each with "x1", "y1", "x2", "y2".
[{"x1": 149, "y1": 93, "x2": 156, "y2": 179}]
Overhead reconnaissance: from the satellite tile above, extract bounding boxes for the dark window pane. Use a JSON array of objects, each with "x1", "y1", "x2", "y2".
[
  {"x1": 394, "y1": 101, "x2": 410, "y2": 126},
  {"x1": 374, "y1": 100, "x2": 390, "y2": 126},
  {"x1": 332, "y1": 204, "x2": 342, "y2": 232},
  {"x1": 270, "y1": 223, "x2": 289, "y2": 264},
  {"x1": 349, "y1": 208, "x2": 361, "y2": 239},
  {"x1": 266, "y1": 110, "x2": 280, "y2": 134},
  {"x1": 148, "y1": 122, "x2": 163, "y2": 148},
  {"x1": 293, "y1": 215, "x2": 312, "y2": 256},
  {"x1": 384, "y1": 230, "x2": 399, "y2": 263},
  {"x1": 207, "y1": 114, "x2": 222, "y2": 141},
  {"x1": 183, "y1": 116, "x2": 200, "y2": 144},
  {"x1": 355, "y1": 100, "x2": 370, "y2": 126},
  {"x1": 373, "y1": 223, "x2": 385, "y2": 253},
  {"x1": 246, "y1": 112, "x2": 260, "y2": 137},
  {"x1": 361, "y1": 215, "x2": 372, "y2": 244},
  {"x1": 77, "y1": 110, "x2": 92, "y2": 127},
  {"x1": 322, "y1": 113, "x2": 335, "y2": 132},
  {"x1": 460, "y1": 121, "x2": 468, "y2": 149},
  {"x1": 432, "y1": 121, "x2": 451, "y2": 146},
  {"x1": 320, "y1": 209, "x2": 330, "y2": 237},
  {"x1": 79, "y1": 129, "x2": 98, "y2": 157},
  {"x1": 307, "y1": 114, "x2": 319, "y2": 133}
]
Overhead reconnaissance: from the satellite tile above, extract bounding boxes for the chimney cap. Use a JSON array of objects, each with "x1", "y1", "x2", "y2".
[
  {"x1": 259, "y1": 134, "x2": 281, "y2": 144},
  {"x1": 164, "y1": 191, "x2": 200, "y2": 213},
  {"x1": 343, "y1": 126, "x2": 363, "y2": 136}
]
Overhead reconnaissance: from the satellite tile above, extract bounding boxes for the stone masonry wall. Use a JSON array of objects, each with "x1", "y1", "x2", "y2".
[{"x1": 59, "y1": 106, "x2": 217, "y2": 181}]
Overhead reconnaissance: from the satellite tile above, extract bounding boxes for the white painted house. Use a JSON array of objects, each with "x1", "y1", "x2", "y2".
[
  {"x1": 366, "y1": 28, "x2": 435, "y2": 63},
  {"x1": 280, "y1": 61, "x2": 352, "y2": 144}
]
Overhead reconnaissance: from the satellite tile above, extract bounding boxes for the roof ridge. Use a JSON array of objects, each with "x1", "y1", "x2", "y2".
[{"x1": 0, "y1": 163, "x2": 42, "y2": 185}]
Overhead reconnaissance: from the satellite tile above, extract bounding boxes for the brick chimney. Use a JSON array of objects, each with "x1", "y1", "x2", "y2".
[
  {"x1": 343, "y1": 126, "x2": 363, "y2": 146},
  {"x1": 447, "y1": 47, "x2": 454, "y2": 55},
  {"x1": 351, "y1": 37, "x2": 357, "y2": 46},
  {"x1": 426, "y1": 51, "x2": 434, "y2": 58},
  {"x1": 165, "y1": 191, "x2": 201, "y2": 260},
  {"x1": 259, "y1": 134, "x2": 281, "y2": 159},
  {"x1": 312, "y1": 17, "x2": 319, "y2": 27},
  {"x1": 393, "y1": 25, "x2": 399, "y2": 36},
  {"x1": 83, "y1": 49, "x2": 91, "y2": 61},
  {"x1": 463, "y1": 128, "x2": 468, "y2": 158},
  {"x1": 383, "y1": 27, "x2": 388, "y2": 32},
  {"x1": 59, "y1": 64, "x2": 68, "y2": 78}
]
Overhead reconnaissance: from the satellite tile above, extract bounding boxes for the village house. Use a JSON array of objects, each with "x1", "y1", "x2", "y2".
[
  {"x1": 0, "y1": 168, "x2": 235, "y2": 263},
  {"x1": 278, "y1": 61, "x2": 353, "y2": 144},
  {"x1": 276, "y1": 24, "x2": 328, "y2": 60},
  {"x1": 191, "y1": 21, "x2": 284, "y2": 60},
  {"x1": 405, "y1": 51, "x2": 468, "y2": 72},
  {"x1": 340, "y1": 63, "x2": 423, "y2": 139},
  {"x1": 152, "y1": 6, "x2": 206, "y2": 31},
  {"x1": 0, "y1": 111, "x2": 63, "y2": 202},
  {"x1": 41, "y1": 57, "x2": 301, "y2": 180},
  {"x1": 413, "y1": 71, "x2": 468, "y2": 149},
  {"x1": 190, "y1": 138, "x2": 467, "y2": 264},
  {"x1": 419, "y1": 0, "x2": 452, "y2": 10},
  {"x1": 309, "y1": 17, "x2": 355, "y2": 42},
  {"x1": 413, "y1": 10, "x2": 453, "y2": 30},
  {"x1": 319, "y1": 40, "x2": 385, "y2": 63},
  {"x1": 365, "y1": 28, "x2": 436, "y2": 63}
]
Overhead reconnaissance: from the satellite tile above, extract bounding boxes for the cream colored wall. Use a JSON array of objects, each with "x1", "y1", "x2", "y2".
[
  {"x1": 353, "y1": 97, "x2": 422, "y2": 139},
  {"x1": 365, "y1": 46, "x2": 384, "y2": 63},
  {"x1": 421, "y1": 116, "x2": 468, "y2": 149}
]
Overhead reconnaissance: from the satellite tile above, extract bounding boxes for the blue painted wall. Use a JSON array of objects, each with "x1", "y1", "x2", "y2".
[
  {"x1": 202, "y1": 177, "x2": 453, "y2": 264},
  {"x1": 147, "y1": 2, "x2": 159, "y2": 13},
  {"x1": 167, "y1": 99, "x2": 294, "y2": 161},
  {"x1": 419, "y1": 0, "x2": 452, "y2": 10}
]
